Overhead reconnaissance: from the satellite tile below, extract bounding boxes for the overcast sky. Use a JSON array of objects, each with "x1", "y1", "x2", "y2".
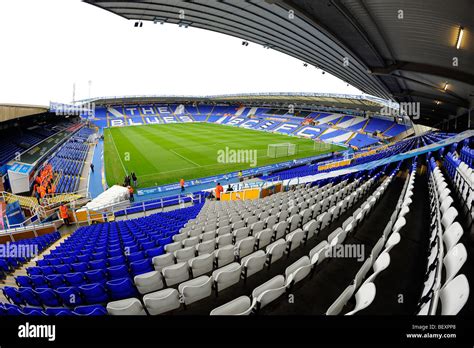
[{"x1": 0, "y1": 0, "x2": 363, "y2": 106}]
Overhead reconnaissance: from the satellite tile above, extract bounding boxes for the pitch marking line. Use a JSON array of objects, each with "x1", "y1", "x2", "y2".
[
  {"x1": 169, "y1": 149, "x2": 201, "y2": 167},
  {"x1": 108, "y1": 130, "x2": 128, "y2": 175}
]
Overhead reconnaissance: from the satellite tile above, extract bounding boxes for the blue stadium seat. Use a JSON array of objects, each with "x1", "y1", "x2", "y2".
[
  {"x1": 46, "y1": 274, "x2": 66, "y2": 288},
  {"x1": 19, "y1": 288, "x2": 42, "y2": 307},
  {"x1": 79, "y1": 283, "x2": 109, "y2": 304},
  {"x1": 72, "y1": 305, "x2": 107, "y2": 316},
  {"x1": 85, "y1": 269, "x2": 107, "y2": 283},
  {"x1": 3, "y1": 287, "x2": 24, "y2": 305},
  {"x1": 130, "y1": 259, "x2": 153, "y2": 276},
  {"x1": 107, "y1": 265, "x2": 130, "y2": 280},
  {"x1": 64, "y1": 272, "x2": 85, "y2": 286},
  {"x1": 55, "y1": 287, "x2": 83, "y2": 307},
  {"x1": 108, "y1": 255, "x2": 126, "y2": 267},
  {"x1": 34, "y1": 288, "x2": 61, "y2": 307},
  {"x1": 106, "y1": 277, "x2": 138, "y2": 300}
]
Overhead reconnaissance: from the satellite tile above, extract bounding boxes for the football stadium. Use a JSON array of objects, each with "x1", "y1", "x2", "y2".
[{"x1": 0, "y1": 0, "x2": 473, "y2": 345}]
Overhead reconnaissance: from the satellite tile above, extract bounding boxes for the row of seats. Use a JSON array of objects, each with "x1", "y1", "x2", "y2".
[
  {"x1": 103, "y1": 171, "x2": 383, "y2": 314},
  {"x1": 35, "y1": 204, "x2": 204, "y2": 264},
  {"x1": 3, "y1": 276, "x2": 138, "y2": 308},
  {"x1": 460, "y1": 145, "x2": 473, "y2": 167},
  {"x1": 210, "y1": 167, "x2": 394, "y2": 315},
  {"x1": 416, "y1": 158, "x2": 469, "y2": 315},
  {"x1": 325, "y1": 161, "x2": 416, "y2": 315},
  {"x1": 0, "y1": 205, "x2": 204, "y2": 313},
  {"x1": 0, "y1": 232, "x2": 60, "y2": 280},
  {"x1": 444, "y1": 152, "x2": 473, "y2": 224},
  {"x1": 0, "y1": 303, "x2": 106, "y2": 316}
]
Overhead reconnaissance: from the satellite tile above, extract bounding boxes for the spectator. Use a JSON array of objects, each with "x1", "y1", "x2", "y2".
[
  {"x1": 59, "y1": 204, "x2": 70, "y2": 226},
  {"x1": 131, "y1": 172, "x2": 138, "y2": 187},
  {"x1": 207, "y1": 190, "x2": 215, "y2": 200},
  {"x1": 128, "y1": 186, "x2": 134, "y2": 202},
  {"x1": 226, "y1": 184, "x2": 234, "y2": 192},
  {"x1": 215, "y1": 182, "x2": 224, "y2": 201},
  {"x1": 90, "y1": 163, "x2": 94, "y2": 173}
]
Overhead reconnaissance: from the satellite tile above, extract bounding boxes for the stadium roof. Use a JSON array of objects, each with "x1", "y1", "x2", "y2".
[
  {"x1": 79, "y1": 92, "x2": 393, "y2": 112},
  {"x1": 0, "y1": 104, "x2": 49, "y2": 123},
  {"x1": 84, "y1": 0, "x2": 474, "y2": 126}
]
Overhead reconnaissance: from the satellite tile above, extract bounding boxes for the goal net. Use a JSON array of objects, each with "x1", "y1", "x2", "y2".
[
  {"x1": 313, "y1": 140, "x2": 332, "y2": 153},
  {"x1": 267, "y1": 143, "x2": 298, "y2": 158}
]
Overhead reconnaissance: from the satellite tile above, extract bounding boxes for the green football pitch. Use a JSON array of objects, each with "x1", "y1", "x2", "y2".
[{"x1": 103, "y1": 123, "x2": 344, "y2": 188}]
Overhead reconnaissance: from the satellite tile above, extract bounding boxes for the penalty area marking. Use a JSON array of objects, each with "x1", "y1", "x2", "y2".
[{"x1": 169, "y1": 149, "x2": 201, "y2": 167}]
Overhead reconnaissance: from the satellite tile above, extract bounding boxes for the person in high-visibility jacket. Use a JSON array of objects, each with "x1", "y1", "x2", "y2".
[
  {"x1": 59, "y1": 204, "x2": 69, "y2": 226},
  {"x1": 215, "y1": 182, "x2": 224, "y2": 201}
]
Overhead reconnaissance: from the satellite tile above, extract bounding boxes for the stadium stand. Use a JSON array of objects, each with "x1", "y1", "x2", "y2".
[
  {"x1": 1, "y1": 205, "x2": 203, "y2": 315},
  {"x1": 86, "y1": 104, "x2": 410, "y2": 149},
  {"x1": 0, "y1": 233, "x2": 60, "y2": 281}
]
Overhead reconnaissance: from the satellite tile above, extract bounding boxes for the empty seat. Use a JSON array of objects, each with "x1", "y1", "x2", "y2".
[
  {"x1": 285, "y1": 256, "x2": 311, "y2": 286},
  {"x1": 441, "y1": 207, "x2": 458, "y2": 230},
  {"x1": 106, "y1": 277, "x2": 138, "y2": 301},
  {"x1": 303, "y1": 220, "x2": 319, "y2": 241},
  {"x1": 443, "y1": 243, "x2": 467, "y2": 286},
  {"x1": 439, "y1": 274, "x2": 469, "y2": 315},
  {"x1": 255, "y1": 228, "x2": 273, "y2": 249},
  {"x1": 442, "y1": 222, "x2": 463, "y2": 252},
  {"x1": 182, "y1": 236, "x2": 199, "y2": 248},
  {"x1": 232, "y1": 221, "x2": 245, "y2": 230},
  {"x1": 235, "y1": 237, "x2": 256, "y2": 259},
  {"x1": 233, "y1": 227, "x2": 250, "y2": 243},
  {"x1": 216, "y1": 225, "x2": 231, "y2": 236},
  {"x1": 265, "y1": 215, "x2": 278, "y2": 229},
  {"x1": 287, "y1": 215, "x2": 301, "y2": 233},
  {"x1": 241, "y1": 250, "x2": 266, "y2": 280},
  {"x1": 210, "y1": 296, "x2": 254, "y2": 315},
  {"x1": 266, "y1": 239, "x2": 286, "y2": 266},
  {"x1": 178, "y1": 276, "x2": 213, "y2": 305},
  {"x1": 196, "y1": 240, "x2": 216, "y2": 255},
  {"x1": 212, "y1": 262, "x2": 242, "y2": 292},
  {"x1": 143, "y1": 288, "x2": 181, "y2": 315},
  {"x1": 152, "y1": 253, "x2": 175, "y2": 272},
  {"x1": 309, "y1": 241, "x2": 329, "y2": 266},
  {"x1": 363, "y1": 252, "x2": 390, "y2": 285},
  {"x1": 326, "y1": 285, "x2": 355, "y2": 315},
  {"x1": 214, "y1": 245, "x2": 235, "y2": 268},
  {"x1": 250, "y1": 221, "x2": 265, "y2": 235},
  {"x1": 200, "y1": 231, "x2": 216, "y2": 242},
  {"x1": 216, "y1": 233, "x2": 233, "y2": 248},
  {"x1": 300, "y1": 208, "x2": 312, "y2": 226},
  {"x1": 174, "y1": 246, "x2": 196, "y2": 263},
  {"x1": 286, "y1": 228, "x2": 305, "y2": 252},
  {"x1": 173, "y1": 233, "x2": 187, "y2": 243},
  {"x1": 252, "y1": 275, "x2": 286, "y2": 311},
  {"x1": 79, "y1": 283, "x2": 109, "y2": 304},
  {"x1": 162, "y1": 262, "x2": 189, "y2": 287},
  {"x1": 107, "y1": 298, "x2": 146, "y2": 315},
  {"x1": 165, "y1": 242, "x2": 182, "y2": 254},
  {"x1": 188, "y1": 253, "x2": 214, "y2": 277},
  {"x1": 134, "y1": 271, "x2": 164, "y2": 295},
  {"x1": 345, "y1": 282, "x2": 376, "y2": 315},
  {"x1": 272, "y1": 221, "x2": 288, "y2": 240}
]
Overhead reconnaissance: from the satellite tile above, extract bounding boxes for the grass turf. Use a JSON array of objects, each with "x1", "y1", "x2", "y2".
[{"x1": 104, "y1": 123, "x2": 343, "y2": 188}]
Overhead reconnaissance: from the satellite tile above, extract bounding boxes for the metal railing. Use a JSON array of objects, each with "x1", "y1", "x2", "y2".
[{"x1": 72, "y1": 192, "x2": 205, "y2": 225}]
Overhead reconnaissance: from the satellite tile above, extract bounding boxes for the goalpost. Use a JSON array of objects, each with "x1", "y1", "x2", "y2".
[
  {"x1": 267, "y1": 143, "x2": 298, "y2": 158},
  {"x1": 313, "y1": 139, "x2": 332, "y2": 153}
]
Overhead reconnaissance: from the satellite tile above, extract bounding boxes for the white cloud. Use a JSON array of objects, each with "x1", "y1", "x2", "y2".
[{"x1": 0, "y1": 0, "x2": 362, "y2": 105}]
